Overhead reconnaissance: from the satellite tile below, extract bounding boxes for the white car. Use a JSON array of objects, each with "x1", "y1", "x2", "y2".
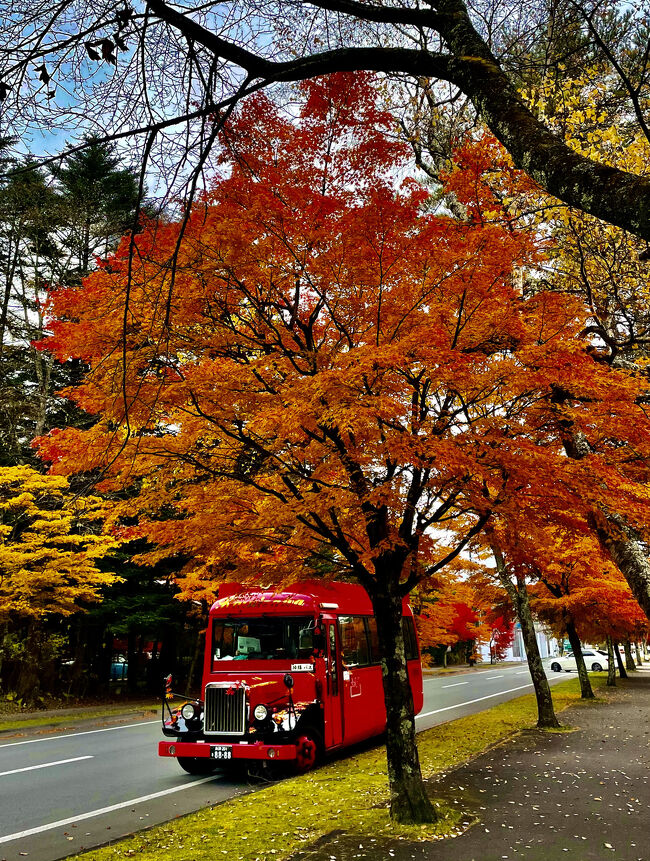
[{"x1": 549, "y1": 649, "x2": 608, "y2": 673}]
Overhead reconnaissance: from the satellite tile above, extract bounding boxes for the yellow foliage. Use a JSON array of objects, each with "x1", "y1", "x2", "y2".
[
  {"x1": 0, "y1": 466, "x2": 119, "y2": 621},
  {"x1": 518, "y1": 65, "x2": 650, "y2": 359}
]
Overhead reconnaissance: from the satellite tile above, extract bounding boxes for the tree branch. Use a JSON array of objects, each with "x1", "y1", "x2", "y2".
[{"x1": 143, "y1": 0, "x2": 650, "y2": 239}]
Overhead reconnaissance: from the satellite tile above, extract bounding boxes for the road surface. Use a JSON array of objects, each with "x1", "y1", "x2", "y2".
[{"x1": 0, "y1": 664, "x2": 570, "y2": 861}]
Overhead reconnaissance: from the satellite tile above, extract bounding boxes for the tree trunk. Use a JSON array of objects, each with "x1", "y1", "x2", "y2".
[
  {"x1": 127, "y1": 628, "x2": 138, "y2": 694},
  {"x1": 514, "y1": 582, "x2": 560, "y2": 727},
  {"x1": 0, "y1": 234, "x2": 23, "y2": 356},
  {"x1": 565, "y1": 620, "x2": 594, "y2": 699},
  {"x1": 624, "y1": 641, "x2": 636, "y2": 671},
  {"x1": 81, "y1": 214, "x2": 91, "y2": 275},
  {"x1": 66, "y1": 615, "x2": 89, "y2": 697},
  {"x1": 634, "y1": 642, "x2": 642, "y2": 665},
  {"x1": 158, "y1": 623, "x2": 178, "y2": 683},
  {"x1": 31, "y1": 346, "x2": 53, "y2": 441},
  {"x1": 0, "y1": 622, "x2": 9, "y2": 681},
  {"x1": 187, "y1": 627, "x2": 205, "y2": 695},
  {"x1": 492, "y1": 547, "x2": 560, "y2": 728},
  {"x1": 95, "y1": 632, "x2": 112, "y2": 697},
  {"x1": 433, "y1": 0, "x2": 650, "y2": 240},
  {"x1": 589, "y1": 513, "x2": 650, "y2": 625},
  {"x1": 372, "y1": 586, "x2": 436, "y2": 824},
  {"x1": 16, "y1": 623, "x2": 42, "y2": 706},
  {"x1": 561, "y1": 431, "x2": 650, "y2": 626},
  {"x1": 613, "y1": 641, "x2": 628, "y2": 678},
  {"x1": 606, "y1": 637, "x2": 616, "y2": 687},
  {"x1": 81, "y1": 616, "x2": 111, "y2": 697}
]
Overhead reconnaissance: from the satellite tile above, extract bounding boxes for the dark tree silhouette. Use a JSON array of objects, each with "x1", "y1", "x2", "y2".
[
  {"x1": 1, "y1": 1, "x2": 650, "y2": 236},
  {"x1": 0, "y1": 138, "x2": 144, "y2": 465}
]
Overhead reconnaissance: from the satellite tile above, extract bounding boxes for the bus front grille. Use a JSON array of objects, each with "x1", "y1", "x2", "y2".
[{"x1": 204, "y1": 684, "x2": 247, "y2": 735}]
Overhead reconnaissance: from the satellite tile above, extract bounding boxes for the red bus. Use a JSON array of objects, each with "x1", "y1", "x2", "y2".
[{"x1": 158, "y1": 580, "x2": 423, "y2": 773}]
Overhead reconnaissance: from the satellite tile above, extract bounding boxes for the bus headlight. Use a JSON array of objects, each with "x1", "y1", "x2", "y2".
[
  {"x1": 253, "y1": 704, "x2": 269, "y2": 721},
  {"x1": 180, "y1": 701, "x2": 199, "y2": 721}
]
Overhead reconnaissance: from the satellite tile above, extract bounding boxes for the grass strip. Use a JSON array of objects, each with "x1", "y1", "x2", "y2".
[
  {"x1": 72, "y1": 676, "x2": 605, "y2": 861},
  {"x1": 0, "y1": 703, "x2": 158, "y2": 733}
]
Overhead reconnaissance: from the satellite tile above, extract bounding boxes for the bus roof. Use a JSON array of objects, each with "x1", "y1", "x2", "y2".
[{"x1": 209, "y1": 581, "x2": 411, "y2": 617}]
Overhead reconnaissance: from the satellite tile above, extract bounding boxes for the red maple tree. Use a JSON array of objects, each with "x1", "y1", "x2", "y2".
[{"x1": 38, "y1": 74, "x2": 650, "y2": 822}]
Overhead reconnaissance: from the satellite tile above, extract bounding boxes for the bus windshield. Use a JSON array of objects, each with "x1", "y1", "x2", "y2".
[{"x1": 212, "y1": 616, "x2": 315, "y2": 664}]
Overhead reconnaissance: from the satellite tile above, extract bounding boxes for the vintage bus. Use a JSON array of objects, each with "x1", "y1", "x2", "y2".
[{"x1": 158, "y1": 580, "x2": 423, "y2": 773}]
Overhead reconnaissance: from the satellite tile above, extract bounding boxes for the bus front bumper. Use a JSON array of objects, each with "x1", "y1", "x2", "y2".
[{"x1": 158, "y1": 739, "x2": 297, "y2": 762}]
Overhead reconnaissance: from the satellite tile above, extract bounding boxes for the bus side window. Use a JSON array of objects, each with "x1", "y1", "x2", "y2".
[
  {"x1": 402, "y1": 616, "x2": 418, "y2": 660},
  {"x1": 365, "y1": 616, "x2": 381, "y2": 664},
  {"x1": 339, "y1": 616, "x2": 370, "y2": 667},
  {"x1": 298, "y1": 623, "x2": 314, "y2": 658},
  {"x1": 328, "y1": 624, "x2": 338, "y2": 695}
]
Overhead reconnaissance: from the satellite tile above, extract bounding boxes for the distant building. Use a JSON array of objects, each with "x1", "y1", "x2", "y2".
[{"x1": 479, "y1": 621, "x2": 558, "y2": 663}]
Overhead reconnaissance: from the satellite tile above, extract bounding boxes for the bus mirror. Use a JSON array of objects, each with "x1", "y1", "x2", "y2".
[
  {"x1": 313, "y1": 618, "x2": 326, "y2": 651},
  {"x1": 283, "y1": 673, "x2": 294, "y2": 690},
  {"x1": 164, "y1": 674, "x2": 173, "y2": 700}
]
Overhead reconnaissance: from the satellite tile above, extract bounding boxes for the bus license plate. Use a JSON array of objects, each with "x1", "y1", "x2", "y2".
[{"x1": 211, "y1": 745, "x2": 232, "y2": 760}]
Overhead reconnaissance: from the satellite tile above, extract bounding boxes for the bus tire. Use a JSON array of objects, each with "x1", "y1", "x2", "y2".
[
  {"x1": 177, "y1": 756, "x2": 219, "y2": 775},
  {"x1": 294, "y1": 728, "x2": 323, "y2": 774}
]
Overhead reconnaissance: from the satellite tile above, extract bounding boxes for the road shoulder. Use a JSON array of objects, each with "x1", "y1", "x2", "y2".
[{"x1": 0, "y1": 702, "x2": 159, "y2": 740}]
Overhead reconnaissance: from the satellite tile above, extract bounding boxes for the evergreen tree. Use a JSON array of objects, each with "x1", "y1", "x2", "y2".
[
  {"x1": 0, "y1": 139, "x2": 144, "y2": 464},
  {"x1": 51, "y1": 136, "x2": 143, "y2": 281},
  {"x1": 0, "y1": 160, "x2": 62, "y2": 465}
]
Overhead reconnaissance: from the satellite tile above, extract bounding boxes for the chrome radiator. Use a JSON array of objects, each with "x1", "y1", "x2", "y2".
[{"x1": 204, "y1": 684, "x2": 247, "y2": 735}]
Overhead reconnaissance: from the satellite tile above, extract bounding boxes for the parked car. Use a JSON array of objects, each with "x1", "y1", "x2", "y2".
[
  {"x1": 110, "y1": 655, "x2": 128, "y2": 680},
  {"x1": 549, "y1": 649, "x2": 608, "y2": 673}
]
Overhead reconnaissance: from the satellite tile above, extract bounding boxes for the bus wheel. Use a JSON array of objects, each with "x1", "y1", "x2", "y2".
[
  {"x1": 177, "y1": 756, "x2": 219, "y2": 775},
  {"x1": 294, "y1": 730, "x2": 322, "y2": 773}
]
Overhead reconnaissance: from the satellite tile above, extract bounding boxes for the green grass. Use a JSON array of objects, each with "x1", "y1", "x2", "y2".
[
  {"x1": 0, "y1": 702, "x2": 158, "y2": 733},
  {"x1": 71, "y1": 676, "x2": 608, "y2": 861}
]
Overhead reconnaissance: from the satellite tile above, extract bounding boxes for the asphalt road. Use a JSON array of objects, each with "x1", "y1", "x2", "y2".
[{"x1": 0, "y1": 664, "x2": 571, "y2": 861}]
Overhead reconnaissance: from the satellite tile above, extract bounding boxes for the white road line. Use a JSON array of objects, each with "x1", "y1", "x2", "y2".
[
  {"x1": 515, "y1": 671, "x2": 529, "y2": 675},
  {"x1": 415, "y1": 682, "x2": 534, "y2": 720},
  {"x1": 441, "y1": 681, "x2": 468, "y2": 688},
  {"x1": 0, "y1": 776, "x2": 216, "y2": 845},
  {"x1": 0, "y1": 720, "x2": 159, "y2": 748},
  {"x1": 484, "y1": 675, "x2": 504, "y2": 679},
  {"x1": 0, "y1": 755, "x2": 93, "y2": 778}
]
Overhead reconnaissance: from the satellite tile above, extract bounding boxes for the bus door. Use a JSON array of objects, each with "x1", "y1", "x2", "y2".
[
  {"x1": 324, "y1": 621, "x2": 344, "y2": 747},
  {"x1": 338, "y1": 614, "x2": 384, "y2": 744}
]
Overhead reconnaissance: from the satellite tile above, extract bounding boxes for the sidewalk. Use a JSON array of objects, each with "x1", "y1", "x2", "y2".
[{"x1": 293, "y1": 669, "x2": 650, "y2": 861}]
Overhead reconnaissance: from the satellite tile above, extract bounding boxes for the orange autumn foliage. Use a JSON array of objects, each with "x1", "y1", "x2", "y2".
[
  {"x1": 442, "y1": 131, "x2": 650, "y2": 644},
  {"x1": 525, "y1": 526, "x2": 647, "y2": 646},
  {"x1": 38, "y1": 74, "x2": 650, "y2": 613},
  {"x1": 415, "y1": 580, "x2": 477, "y2": 649},
  {"x1": 412, "y1": 575, "x2": 498, "y2": 659},
  {"x1": 484, "y1": 503, "x2": 648, "y2": 649}
]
